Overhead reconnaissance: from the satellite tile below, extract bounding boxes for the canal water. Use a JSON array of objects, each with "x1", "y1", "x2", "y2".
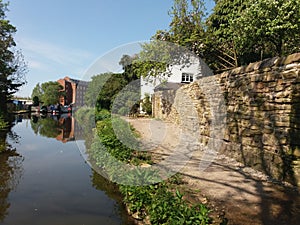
[{"x1": 0, "y1": 115, "x2": 134, "y2": 225}]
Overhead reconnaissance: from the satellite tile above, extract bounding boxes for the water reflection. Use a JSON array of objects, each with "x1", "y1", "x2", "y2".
[
  {"x1": 0, "y1": 115, "x2": 133, "y2": 225},
  {"x1": 25, "y1": 113, "x2": 87, "y2": 143},
  {"x1": 0, "y1": 132, "x2": 23, "y2": 223}
]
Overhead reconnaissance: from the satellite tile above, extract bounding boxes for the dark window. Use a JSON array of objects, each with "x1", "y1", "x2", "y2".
[{"x1": 181, "y1": 73, "x2": 194, "y2": 83}]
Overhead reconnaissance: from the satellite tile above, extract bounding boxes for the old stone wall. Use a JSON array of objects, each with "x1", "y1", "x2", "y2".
[{"x1": 152, "y1": 53, "x2": 300, "y2": 186}]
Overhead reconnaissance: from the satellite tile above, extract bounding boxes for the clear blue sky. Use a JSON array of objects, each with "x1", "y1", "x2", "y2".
[{"x1": 7, "y1": 0, "x2": 215, "y2": 97}]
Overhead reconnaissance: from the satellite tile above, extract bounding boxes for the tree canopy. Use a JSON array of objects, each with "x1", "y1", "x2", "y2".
[
  {"x1": 31, "y1": 81, "x2": 64, "y2": 106},
  {"x1": 141, "y1": 0, "x2": 300, "y2": 73},
  {"x1": 84, "y1": 73, "x2": 128, "y2": 110},
  {"x1": 230, "y1": 0, "x2": 300, "y2": 59},
  {"x1": 0, "y1": 0, "x2": 27, "y2": 114}
]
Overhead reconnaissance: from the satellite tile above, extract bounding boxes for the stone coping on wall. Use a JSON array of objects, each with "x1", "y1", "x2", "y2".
[{"x1": 219, "y1": 52, "x2": 300, "y2": 77}]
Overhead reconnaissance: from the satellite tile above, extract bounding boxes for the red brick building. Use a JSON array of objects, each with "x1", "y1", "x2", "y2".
[{"x1": 57, "y1": 76, "x2": 89, "y2": 107}]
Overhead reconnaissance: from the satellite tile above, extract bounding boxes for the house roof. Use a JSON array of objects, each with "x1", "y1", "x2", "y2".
[{"x1": 154, "y1": 82, "x2": 185, "y2": 92}]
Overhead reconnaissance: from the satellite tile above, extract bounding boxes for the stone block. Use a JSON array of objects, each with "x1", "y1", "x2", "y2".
[
  {"x1": 281, "y1": 69, "x2": 299, "y2": 80},
  {"x1": 283, "y1": 53, "x2": 300, "y2": 65},
  {"x1": 258, "y1": 57, "x2": 277, "y2": 69}
]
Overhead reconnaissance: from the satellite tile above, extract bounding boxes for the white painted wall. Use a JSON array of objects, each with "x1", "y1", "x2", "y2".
[{"x1": 140, "y1": 57, "x2": 213, "y2": 99}]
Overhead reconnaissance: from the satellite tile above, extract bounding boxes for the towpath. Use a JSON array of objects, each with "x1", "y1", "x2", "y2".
[{"x1": 126, "y1": 118, "x2": 300, "y2": 225}]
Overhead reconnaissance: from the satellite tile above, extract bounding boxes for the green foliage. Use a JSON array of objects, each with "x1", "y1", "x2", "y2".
[
  {"x1": 165, "y1": 0, "x2": 207, "y2": 55},
  {"x1": 151, "y1": 0, "x2": 207, "y2": 53},
  {"x1": 204, "y1": 0, "x2": 300, "y2": 70},
  {"x1": 74, "y1": 107, "x2": 97, "y2": 148},
  {"x1": 0, "y1": 115, "x2": 8, "y2": 130},
  {"x1": 119, "y1": 181, "x2": 211, "y2": 225},
  {"x1": 31, "y1": 81, "x2": 64, "y2": 106},
  {"x1": 31, "y1": 83, "x2": 43, "y2": 100},
  {"x1": 30, "y1": 116, "x2": 62, "y2": 138},
  {"x1": 85, "y1": 73, "x2": 128, "y2": 110},
  {"x1": 82, "y1": 113, "x2": 212, "y2": 224},
  {"x1": 41, "y1": 81, "x2": 64, "y2": 105},
  {"x1": 143, "y1": 0, "x2": 300, "y2": 73},
  {"x1": 74, "y1": 106, "x2": 95, "y2": 127},
  {"x1": 32, "y1": 96, "x2": 39, "y2": 106},
  {"x1": 119, "y1": 54, "x2": 140, "y2": 82},
  {"x1": 0, "y1": 0, "x2": 27, "y2": 114},
  {"x1": 202, "y1": 0, "x2": 246, "y2": 71},
  {"x1": 141, "y1": 93, "x2": 152, "y2": 115},
  {"x1": 133, "y1": 0, "x2": 208, "y2": 78},
  {"x1": 111, "y1": 80, "x2": 140, "y2": 116},
  {"x1": 135, "y1": 41, "x2": 172, "y2": 78},
  {"x1": 96, "y1": 118, "x2": 134, "y2": 162},
  {"x1": 95, "y1": 109, "x2": 111, "y2": 121},
  {"x1": 230, "y1": 0, "x2": 300, "y2": 58}
]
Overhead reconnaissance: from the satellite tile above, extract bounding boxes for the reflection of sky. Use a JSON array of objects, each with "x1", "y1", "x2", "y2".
[{"x1": 3, "y1": 119, "x2": 131, "y2": 225}]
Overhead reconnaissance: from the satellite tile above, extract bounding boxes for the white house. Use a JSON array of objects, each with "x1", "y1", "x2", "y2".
[{"x1": 140, "y1": 56, "x2": 213, "y2": 99}]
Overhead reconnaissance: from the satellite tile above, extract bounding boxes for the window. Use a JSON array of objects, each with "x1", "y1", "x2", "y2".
[{"x1": 181, "y1": 73, "x2": 194, "y2": 83}]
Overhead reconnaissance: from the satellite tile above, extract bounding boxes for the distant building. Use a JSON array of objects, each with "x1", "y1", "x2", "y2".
[{"x1": 57, "y1": 76, "x2": 89, "y2": 107}]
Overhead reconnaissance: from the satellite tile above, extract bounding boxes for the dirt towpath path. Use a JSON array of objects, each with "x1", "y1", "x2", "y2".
[{"x1": 126, "y1": 118, "x2": 300, "y2": 225}]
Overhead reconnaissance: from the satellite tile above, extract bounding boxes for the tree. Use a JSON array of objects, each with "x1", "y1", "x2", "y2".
[
  {"x1": 32, "y1": 96, "x2": 39, "y2": 106},
  {"x1": 32, "y1": 81, "x2": 64, "y2": 106},
  {"x1": 204, "y1": 0, "x2": 248, "y2": 71},
  {"x1": 135, "y1": 0, "x2": 214, "y2": 76},
  {"x1": 30, "y1": 117, "x2": 62, "y2": 138},
  {"x1": 231, "y1": 0, "x2": 300, "y2": 59},
  {"x1": 205, "y1": 0, "x2": 300, "y2": 70},
  {"x1": 40, "y1": 81, "x2": 64, "y2": 105},
  {"x1": 154, "y1": 0, "x2": 207, "y2": 55},
  {"x1": 0, "y1": 0, "x2": 27, "y2": 115},
  {"x1": 31, "y1": 83, "x2": 42, "y2": 100},
  {"x1": 119, "y1": 54, "x2": 140, "y2": 82},
  {"x1": 84, "y1": 73, "x2": 127, "y2": 111}
]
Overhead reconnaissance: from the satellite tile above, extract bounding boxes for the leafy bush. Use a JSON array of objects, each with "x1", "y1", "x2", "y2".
[
  {"x1": 141, "y1": 93, "x2": 152, "y2": 115},
  {"x1": 95, "y1": 109, "x2": 111, "y2": 121},
  {"x1": 74, "y1": 107, "x2": 95, "y2": 126},
  {"x1": 77, "y1": 108, "x2": 212, "y2": 224},
  {"x1": 119, "y1": 181, "x2": 211, "y2": 225},
  {"x1": 0, "y1": 116, "x2": 8, "y2": 130}
]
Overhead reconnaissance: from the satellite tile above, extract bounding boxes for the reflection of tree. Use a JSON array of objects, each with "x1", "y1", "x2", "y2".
[
  {"x1": 0, "y1": 131, "x2": 7, "y2": 153},
  {"x1": 0, "y1": 144, "x2": 23, "y2": 222},
  {"x1": 30, "y1": 116, "x2": 62, "y2": 138},
  {"x1": 90, "y1": 169, "x2": 136, "y2": 224},
  {"x1": 91, "y1": 170, "x2": 122, "y2": 201}
]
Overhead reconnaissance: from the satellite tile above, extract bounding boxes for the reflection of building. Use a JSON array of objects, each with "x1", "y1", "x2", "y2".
[
  {"x1": 57, "y1": 76, "x2": 89, "y2": 107},
  {"x1": 55, "y1": 115, "x2": 85, "y2": 143},
  {"x1": 56, "y1": 116, "x2": 75, "y2": 143}
]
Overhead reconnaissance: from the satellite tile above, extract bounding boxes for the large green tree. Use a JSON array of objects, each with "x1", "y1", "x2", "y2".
[
  {"x1": 230, "y1": 0, "x2": 300, "y2": 59},
  {"x1": 0, "y1": 0, "x2": 26, "y2": 115},
  {"x1": 205, "y1": 0, "x2": 300, "y2": 70},
  {"x1": 31, "y1": 81, "x2": 64, "y2": 106},
  {"x1": 204, "y1": 0, "x2": 247, "y2": 71},
  {"x1": 84, "y1": 73, "x2": 127, "y2": 110},
  {"x1": 142, "y1": 0, "x2": 300, "y2": 74},
  {"x1": 155, "y1": 0, "x2": 207, "y2": 55},
  {"x1": 119, "y1": 54, "x2": 140, "y2": 82}
]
